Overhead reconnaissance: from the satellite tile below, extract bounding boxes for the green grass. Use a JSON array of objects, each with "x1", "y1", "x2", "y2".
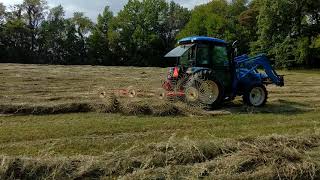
[
  {"x1": 0, "y1": 63, "x2": 319, "y2": 156},
  {"x1": 0, "y1": 112, "x2": 319, "y2": 157},
  {"x1": 0, "y1": 64, "x2": 166, "y2": 105},
  {"x1": 0, "y1": 64, "x2": 320, "y2": 179}
]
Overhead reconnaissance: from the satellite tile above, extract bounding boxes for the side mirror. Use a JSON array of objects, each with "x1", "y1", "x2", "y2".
[
  {"x1": 232, "y1": 40, "x2": 238, "y2": 57},
  {"x1": 232, "y1": 40, "x2": 238, "y2": 47}
]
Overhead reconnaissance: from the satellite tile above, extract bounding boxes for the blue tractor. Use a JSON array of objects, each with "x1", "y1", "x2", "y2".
[{"x1": 162, "y1": 36, "x2": 284, "y2": 108}]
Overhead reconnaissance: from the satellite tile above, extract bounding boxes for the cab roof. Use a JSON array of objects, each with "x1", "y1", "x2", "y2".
[{"x1": 178, "y1": 36, "x2": 226, "y2": 45}]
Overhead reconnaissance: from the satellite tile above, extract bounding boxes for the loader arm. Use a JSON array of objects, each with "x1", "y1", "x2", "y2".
[{"x1": 234, "y1": 54, "x2": 284, "y2": 87}]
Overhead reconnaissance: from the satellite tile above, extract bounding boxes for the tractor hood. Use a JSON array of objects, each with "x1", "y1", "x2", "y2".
[{"x1": 164, "y1": 44, "x2": 194, "y2": 58}]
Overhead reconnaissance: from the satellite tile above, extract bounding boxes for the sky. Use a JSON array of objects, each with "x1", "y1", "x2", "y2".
[{"x1": 1, "y1": 0, "x2": 210, "y2": 21}]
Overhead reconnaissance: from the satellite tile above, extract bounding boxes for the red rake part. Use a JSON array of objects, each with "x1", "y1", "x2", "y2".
[
  {"x1": 112, "y1": 88, "x2": 154, "y2": 98},
  {"x1": 162, "y1": 81, "x2": 173, "y2": 91},
  {"x1": 167, "y1": 91, "x2": 185, "y2": 97},
  {"x1": 110, "y1": 88, "x2": 185, "y2": 99},
  {"x1": 173, "y1": 66, "x2": 179, "y2": 78}
]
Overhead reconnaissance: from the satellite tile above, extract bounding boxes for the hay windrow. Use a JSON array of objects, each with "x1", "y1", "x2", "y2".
[
  {"x1": 1, "y1": 135, "x2": 320, "y2": 179},
  {"x1": 0, "y1": 103, "x2": 93, "y2": 115},
  {"x1": 0, "y1": 95, "x2": 208, "y2": 116}
]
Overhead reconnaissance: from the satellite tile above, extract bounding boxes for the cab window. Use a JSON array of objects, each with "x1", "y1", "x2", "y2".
[
  {"x1": 212, "y1": 46, "x2": 228, "y2": 66},
  {"x1": 180, "y1": 50, "x2": 189, "y2": 66},
  {"x1": 196, "y1": 44, "x2": 210, "y2": 66},
  {"x1": 179, "y1": 46, "x2": 195, "y2": 66}
]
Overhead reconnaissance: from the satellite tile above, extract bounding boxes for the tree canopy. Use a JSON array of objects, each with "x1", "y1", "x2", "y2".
[
  {"x1": 253, "y1": 0, "x2": 320, "y2": 67},
  {"x1": 0, "y1": 0, "x2": 319, "y2": 68}
]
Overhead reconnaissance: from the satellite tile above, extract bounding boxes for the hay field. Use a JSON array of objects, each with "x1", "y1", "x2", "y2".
[{"x1": 0, "y1": 63, "x2": 320, "y2": 179}]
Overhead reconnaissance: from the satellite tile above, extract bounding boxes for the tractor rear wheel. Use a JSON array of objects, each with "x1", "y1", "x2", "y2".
[
  {"x1": 243, "y1": 84, "x2": 268, "y2": 107},
  {"x1": 184, "y1": 72, "x2": 224, "y2": 108}
]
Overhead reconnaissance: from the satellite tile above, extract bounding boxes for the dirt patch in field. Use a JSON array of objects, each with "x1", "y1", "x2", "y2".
[{"x1": 1, "y1": 135, "x2": 320, "y2": 179}]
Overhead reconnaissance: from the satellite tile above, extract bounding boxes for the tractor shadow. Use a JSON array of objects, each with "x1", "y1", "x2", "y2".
[{"x1": 217, "y1": 99, "x2": 313, "y2": 115}]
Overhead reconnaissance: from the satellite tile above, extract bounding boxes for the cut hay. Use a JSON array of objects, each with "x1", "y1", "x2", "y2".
[
  {"x1": 1, "y1": 135, "x2": 320, "y2": 179},
  {"x1": 0, "y1": 103, "x2": 93, "y2": 115},
  {"x1": 0, "y1": 95, "x2": 208, "y2": 116}
]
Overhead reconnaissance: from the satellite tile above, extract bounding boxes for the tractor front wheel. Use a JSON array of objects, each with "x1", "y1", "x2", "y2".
[{"x1": 243, "y1": 84, "x2": 268, "y2": 107}]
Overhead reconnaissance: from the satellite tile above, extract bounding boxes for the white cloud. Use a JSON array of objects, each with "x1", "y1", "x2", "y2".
[
  {"x1": 1, "y1": 0, "x2": 210, "y2": 21},
  {"x1": 2, "y1": 0, "x2": 23, "y2": 7},
  {"x1": 172, "y1": 0, "x2": 210, "y2": 9}
]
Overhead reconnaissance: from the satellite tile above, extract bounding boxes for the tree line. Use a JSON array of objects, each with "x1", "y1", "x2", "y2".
[{"x1": 0, "y1": 0, "x2": 319, "y2": 68}]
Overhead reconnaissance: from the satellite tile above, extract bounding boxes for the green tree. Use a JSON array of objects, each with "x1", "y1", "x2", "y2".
[
  {"x1": 253, "y1": 0, "x2": 320, "y2": 68},
  {"x1": 109, "y1": 0, "x2": 158, "y2": 66},
  {"x1": 178, "y1": 0, "x2": 249, "y2": 53},
  {"x1": 161, "y1": 1, "x2": 190, "y2": 52},
  {"x1": 238, "y1": 0, "x2": 262, "y2": 54},
  {"x1": 2, "y1": 4, "x2": 31, "y2": 63},
  {"x1": 88, "y1": 6, "x2": 113, "y2": 65},
  {"x1": 109, "y1": 0, "x2": 190, "y2": 66},
  {"x1": 70, "y1": 12, "x2": 93, "y2": 64},
  {"x1": 22, "y1": 0, "x2": 48, "y2": 55},
  {"x1": 38, "y1": 5, "x2": 67, "y2": 64},
  {"x1": 0, "y1": 3, "x2": 6, "y2": 61},
  {"x1": 0, "y1": 3, "x2": 5, "y2": 23}
]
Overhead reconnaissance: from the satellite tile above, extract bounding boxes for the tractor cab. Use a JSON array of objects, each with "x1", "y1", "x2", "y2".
[
  {"x1": 164, "y1": 36, "x2": 233, "y2": 96},
  {"x1": 165, "y1": 36, "x2": 231, "y2": 68}
]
